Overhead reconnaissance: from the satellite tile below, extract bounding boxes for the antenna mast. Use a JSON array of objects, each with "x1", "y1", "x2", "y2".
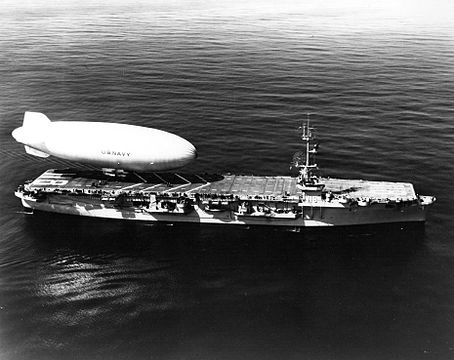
[{"x1": 292, "y1": 114, "x2": 324, "y2": 191}]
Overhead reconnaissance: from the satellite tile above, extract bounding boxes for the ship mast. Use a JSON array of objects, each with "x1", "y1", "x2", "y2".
[{"x1": 293, "y1": 114, "x2": 324, "y2": 191}]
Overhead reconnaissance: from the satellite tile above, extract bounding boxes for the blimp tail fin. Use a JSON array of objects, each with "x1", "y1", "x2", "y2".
[
  {"x1": 24, "y1": 145, "x2": 50, "y2": 158},
  {"x1": 23, "y1": 111, "x2": 51, "y2": 129}
]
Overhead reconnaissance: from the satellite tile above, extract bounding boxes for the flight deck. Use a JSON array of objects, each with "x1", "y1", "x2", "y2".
[{"x1": 26, "y1": 169, "x2": 417, "y2": 202}]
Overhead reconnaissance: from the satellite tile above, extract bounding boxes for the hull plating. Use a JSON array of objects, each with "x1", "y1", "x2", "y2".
[{"x1": 19, "y1": 196, "x2": 428, "y2": 227}]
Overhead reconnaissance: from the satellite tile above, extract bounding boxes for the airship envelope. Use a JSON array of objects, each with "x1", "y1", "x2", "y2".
[{"x1": 12, "y1": 112, "x2": 197, "y2": 172}]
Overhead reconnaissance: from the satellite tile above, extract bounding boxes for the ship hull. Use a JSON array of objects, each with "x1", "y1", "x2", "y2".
[{"x1": 18, "y1": 195, "x2": 428, "y2": 228}]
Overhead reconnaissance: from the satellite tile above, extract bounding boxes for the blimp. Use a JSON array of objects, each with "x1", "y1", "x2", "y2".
[{"x1": 12, "y1": 112, "x2": 197, "y2": 172}]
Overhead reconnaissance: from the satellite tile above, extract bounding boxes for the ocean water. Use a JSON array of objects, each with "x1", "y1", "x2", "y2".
[{"x1": 0, "y1": 1, "x2": 453, "y2": 359}]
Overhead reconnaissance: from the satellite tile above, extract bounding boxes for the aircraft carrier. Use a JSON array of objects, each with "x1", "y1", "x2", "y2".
[{"x1": 14, "y1": 121, "x2": 436, "y2": 228}]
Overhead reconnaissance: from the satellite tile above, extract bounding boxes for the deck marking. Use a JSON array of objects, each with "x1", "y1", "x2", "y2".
[
  {"x1": 142, "y1": 184, "x2": 163, "y2": 192},
  {"x1": 119, "y1": 183, "x2": 145, "y2": 191},
  {"x1": 225, "y1": 175, "x2": 236, "y2": 193},
  {"x1": 187, "y1": 183, "x2": 211, "y2": 193},
  {"x1": 163, "y1": 183, "x2": 192, "y2": 193},
  {"x1": 273, "y1": 178, "x2": 279, "y2": 194}
]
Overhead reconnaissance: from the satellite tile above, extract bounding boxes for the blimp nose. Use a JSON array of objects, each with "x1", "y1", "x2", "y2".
[
  {"x1": 188, "y1": 143, "x2": 197, "y2": 160},
  {"x1": 180, "y1": 139, "x2": 197, "y2": 162},
  {"x1": 166, "y1": 135, "x2": 197, "y2": 168}
]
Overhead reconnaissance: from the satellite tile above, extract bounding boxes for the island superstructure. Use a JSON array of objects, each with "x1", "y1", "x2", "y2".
[{"x1": 14, "y1": 116, "x2": 436, "y2": 227}]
